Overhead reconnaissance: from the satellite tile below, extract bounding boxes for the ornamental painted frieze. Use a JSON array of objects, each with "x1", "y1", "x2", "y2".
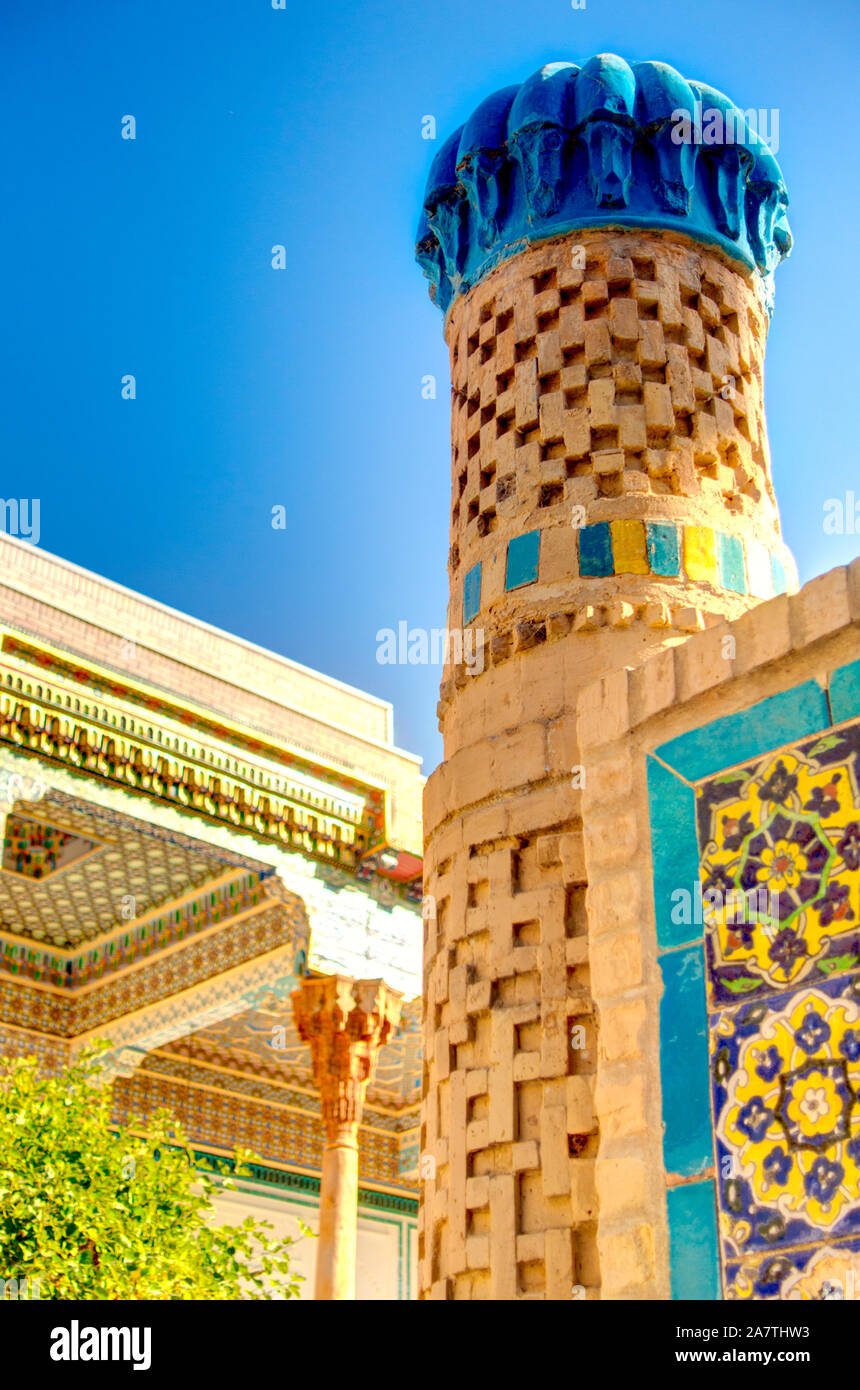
[
  {"x1": 724, "y1": 1236, "x2": 860, "y2": 1301},
  {"x1": 688, "y1": 711, "x2": 860, "y2": 1298},
  {"x1": 3, "y1": 816, "x2": 98, "y2": 879},
  {"x1": 0, "y1": 692, "x2": 405, "y2": 896},
  {"x1": 696, "y1": 721, "x2": 860, "y2": 1006},
  {"x1": 712, "y1": 975, "x2": 860, "y2": 1298}
]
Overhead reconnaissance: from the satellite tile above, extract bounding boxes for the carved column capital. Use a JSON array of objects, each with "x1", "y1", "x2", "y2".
[{"x1": 291, "y1": 975, "x2": 402, "y2": 1141}]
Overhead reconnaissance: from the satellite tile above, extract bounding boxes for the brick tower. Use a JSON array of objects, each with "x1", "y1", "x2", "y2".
[{"x1": 416, "y1": 55, "x2": 794, "y2": 1299}]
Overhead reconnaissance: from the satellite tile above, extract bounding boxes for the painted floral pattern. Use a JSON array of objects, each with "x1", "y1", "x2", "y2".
[
  {"x1": 661, "y1": 710, "x2": 860, "y2": 1297},
  {"x1": 725, "y1": 1239, "x2": 860, "y2": 1300},
  {"x1": 713, "y1": 978, "x2": 860, "y2": 1262},
  {"x1": 696, "y1": 722, "x2": 860, "y2": 1003}
]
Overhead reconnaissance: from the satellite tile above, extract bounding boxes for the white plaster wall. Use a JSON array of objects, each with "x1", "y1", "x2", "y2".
[
  {"x1": 211, "y1": 1184, "x2": 417, "y2": 1300},
  {"x1": 276, "y1": 860, "x2": 422, "y2": 1000}
]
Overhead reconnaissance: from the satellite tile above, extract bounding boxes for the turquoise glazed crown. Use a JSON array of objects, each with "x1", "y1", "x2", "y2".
[{"x1": 417, "y1": 55, "x2": 791, "y2": 316}]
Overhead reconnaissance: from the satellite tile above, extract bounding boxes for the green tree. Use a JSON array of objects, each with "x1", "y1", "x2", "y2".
[{"x1": 0, "y1": 1047, "x2": 306, "y2": 1300}]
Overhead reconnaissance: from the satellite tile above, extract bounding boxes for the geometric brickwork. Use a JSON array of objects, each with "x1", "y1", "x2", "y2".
[
  {"x1": 421, "y1": 213, "x2": 796, "y2": 1298},
  {"x1": 441, "y1": 231, "x2": 795, "y2": 713},
  {"x1": 421, "y1": 832, "x2": 595, "y2": 1299},
  {"x1": 447, "y1": 251, "x2": 777, "y2": 580},
  {"x1": 421, "y1": 178, "x2": 800, "y2": 1298}
]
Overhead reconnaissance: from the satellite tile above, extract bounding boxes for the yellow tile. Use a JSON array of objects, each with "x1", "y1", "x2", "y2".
[
  {"x1": 610, "y1": 519, "x2": 648, "y2": 574},
  {"x1": 683, "y1": 525, "x2": 717, "y2": 582}
]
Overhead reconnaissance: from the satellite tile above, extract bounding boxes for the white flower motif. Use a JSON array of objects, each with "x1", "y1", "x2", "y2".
[{"x1": 798, "y1": 1086, "x2": 829, "y2": 1124}]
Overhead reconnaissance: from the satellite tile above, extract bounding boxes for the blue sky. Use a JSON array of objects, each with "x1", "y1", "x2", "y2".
[{"x1": 2, "y1": 0, "x2": 858, "y2": 772}]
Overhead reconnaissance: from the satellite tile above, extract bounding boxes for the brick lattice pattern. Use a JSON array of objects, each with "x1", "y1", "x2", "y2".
[
  {"x1": 420, "y1": 229, "x2": 794, "y2": 1300},
  {"x1": 437, "y1": 231, "x2": 795, "y2": 714}
]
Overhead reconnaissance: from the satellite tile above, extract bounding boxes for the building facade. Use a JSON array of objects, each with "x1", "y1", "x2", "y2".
[
  {"x1": 0, "y1": 533, "x2": 424, "y2": 1299},
  {"x1": 4, "y1": 50, "x2": 858, "y2": 1305}
]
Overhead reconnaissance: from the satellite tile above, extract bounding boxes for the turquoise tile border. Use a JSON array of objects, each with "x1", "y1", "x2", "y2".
[
  {"x1": 505, "y1": 530, "x2": 540, "y2": 590},
  {"x1": 578, "y1": 521, "x2": 613, "y2": 577},
  {"x1": 717, "y1": 532, "x2": 746, "y2": 595},
  {"x1": 659, "y1": 945, "x2": 712, "y2": 1178},
  {"x1": 646, "y1": 520, "x2": 681, "y2": 577},
  {"x1": 667, "y1": 1182, "x2": 721, "y2": 1299},
  {"x1": 830, "y1": 657, "x2": 860, "y2": 725},
  {"x1": 771, "y1": 552, "x2": 787, "y2": 595},
  {"x1": 463, "y1": 562, "x2": 481, "y2": 625},
  {"x1": 574, "y1": 516, "x2": 790, "y2": 596},
  {"x1": 654, "y1": 680, "x2": 829, "y2": 782},
  {"x1": 647, "y1": 756, "x2": 701, "y2": 951}
]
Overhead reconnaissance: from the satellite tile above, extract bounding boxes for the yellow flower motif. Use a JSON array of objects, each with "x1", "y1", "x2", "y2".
[
  {"x1": 717, "y1": 989, "x2": 860, "y2": 1232},
  {"x1": 699, "y1": 740, "x2": 860, "y2": 993},
  {"x1": 756, "y1": 840, "x2": 808, "y2": 891}
]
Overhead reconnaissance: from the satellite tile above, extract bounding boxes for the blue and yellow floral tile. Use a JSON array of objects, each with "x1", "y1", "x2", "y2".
[
  {"x1": 695, "y1": 719, "x2": 860, "y2": 1006},
  {"x1": 724, "y1": 1235, "x2": 860, "y2": 1300},
  {"x1": 711, "y1": 972, "x2": 860, "y2": 1267}
]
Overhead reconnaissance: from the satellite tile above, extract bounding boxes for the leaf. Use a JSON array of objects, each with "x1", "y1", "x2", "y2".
[
  {"x1": 724, "y1": 976, "x2": 762, "y2": 994},
  {"x1": 806, "y1": 734, "x2": 846, "y2": 758},
  {"x1": 0, "y1": 1042, "x2": 301, "y2": 1299},
  {"x1": 819, "y1": 954, "x2": 859, "y2": 974}
]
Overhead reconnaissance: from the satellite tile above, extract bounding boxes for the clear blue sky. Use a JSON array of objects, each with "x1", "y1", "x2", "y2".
[{"x1": 3, "y1": 0, "x2": 858, "y2": 772}]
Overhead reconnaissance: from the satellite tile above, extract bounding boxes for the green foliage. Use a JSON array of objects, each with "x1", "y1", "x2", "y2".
[{"x1": 0, "y1": 1045, "x2": 308, "y2": 1300}]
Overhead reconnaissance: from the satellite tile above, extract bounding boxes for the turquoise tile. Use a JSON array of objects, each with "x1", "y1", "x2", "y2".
[
  {"x1": 771, "y1": 552, "x2": 787, "y2": 595},
  {"x1": 463, "y1": 562, "x2": 481, "y2": 625},
  {"x1": 647, "y1": 756, "x2": 701, "y2": 951},
  {"x1": 659, "y1": 945, "x2": 712, "y2": 1178},
  {"x1": 667, "y1": 1181, "x2": 720, "y2": 1299},
  {"x1": 646, "y1": 520, "x2": 680, "y2": 577},
  {"x1": 830, "y1": 658, "x2": 860, "y2": 725},
  {"x1": 578, "y1": 522, "x2": 613, "y2": 577},
  {"x1": 717, "y1": 532, "x2": 746, "y2": 594},
  {"x1": 505, "y1": 530, "x2": 540, "y2": 590},
  {"x1": 655, "y1": 681, "x2": 829, "y2": 781}
]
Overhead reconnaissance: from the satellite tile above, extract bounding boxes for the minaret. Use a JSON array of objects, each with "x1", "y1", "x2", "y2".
[{"x1": 416, "y1": 55, "x2": 793, "y2": 1300}]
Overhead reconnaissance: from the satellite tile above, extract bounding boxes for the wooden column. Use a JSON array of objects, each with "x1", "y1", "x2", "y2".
[{"x1": 292, "y1": 975, "x2": 402, "y2": 1300}]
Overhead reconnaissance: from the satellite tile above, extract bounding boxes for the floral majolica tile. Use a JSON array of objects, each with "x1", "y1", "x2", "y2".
[
  {"x1": 724, "y1": 1235, "x2": 860, "y2": 1300},
  {"x1": 695, "y1": 719, "x2": 860, "y2": 1005},
  {"x1": 711, "y1": 973, "x2": 860, "y2": 1272}
]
